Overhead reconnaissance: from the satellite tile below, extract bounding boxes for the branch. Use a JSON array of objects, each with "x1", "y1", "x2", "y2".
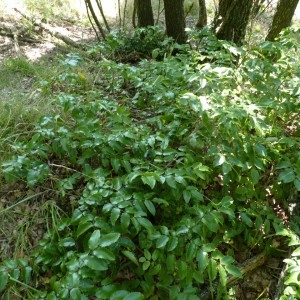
[
  {"x1": 14, "y1": 8, "x2": 85, "y2": 49},
  {"x1": 200, "y1": 252, "x2": 267, "y2": 300}
]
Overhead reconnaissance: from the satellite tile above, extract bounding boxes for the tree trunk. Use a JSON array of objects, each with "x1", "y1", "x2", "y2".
[
  {"x1": 163, "y1": 0, "x2": 186, "y2": 44},
  {"x1": 95, "y1": 0, "x2": 110, "y2": 31},
  {"x1": 84, "y1": 0, "x2": 106, "y2": 40},
  {"x1": 196, "y1": 0, "x2": 207, "y2": 29},
  {"x1": 214, "y1": 0, "x2": 254, "y2": 45},
  {"x1": 134, "y1": 0, "x2": 154, "y2": 27},
  {"x1": 266, "y1": 0, "x2": 299, "y2": 41},
  {"x1": 252, "y1": 0, "x2": 268, "y2": 17}
]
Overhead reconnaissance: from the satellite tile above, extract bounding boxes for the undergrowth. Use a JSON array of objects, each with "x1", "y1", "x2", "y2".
[{"x1": 1, "y1": 27, "x2": 300, "y2": 299}]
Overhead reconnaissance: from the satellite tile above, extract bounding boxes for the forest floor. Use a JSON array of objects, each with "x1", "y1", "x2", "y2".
[{"x1": 0, "y1": 5, "x2": 292, "y2": 300}]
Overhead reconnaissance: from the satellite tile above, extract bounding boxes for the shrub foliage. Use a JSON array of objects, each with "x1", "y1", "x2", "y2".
[{"x1": 1, "y1": 27, "x2": 300, "y2": 299}]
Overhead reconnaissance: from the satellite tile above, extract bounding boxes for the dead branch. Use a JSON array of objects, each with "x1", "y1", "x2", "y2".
[
  {"x1": 227, "y1": 251, "x2": 267, "y2": 286},
  {"x1": 0, "y1": 23, "x2": 38, "y2": 53},
  {"x1": 13, "y1": 8, "x2": 85, "y2": 49},
  {"x1": 200, "y1": 252, "x2": 267, "y2": 300}
]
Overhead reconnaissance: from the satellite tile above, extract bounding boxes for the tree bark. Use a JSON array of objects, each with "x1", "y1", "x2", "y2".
[
  {"x1": 85, "y1": 0, "x2": 106, "y2": 40},
  {"x1": 95, "y1": 0, "x2": 110, "y2": 32},
  {"x1": 163, "y1": 0, "x2": 186, "y2": 44},
  {"x1": 266, "y1": 0, "x2": 299, "y2": 41},
  {"x1": 214, "y1": 0, "x2": 254, "y2": 45},
  {"x1": 135, "y1": 0, "x2": 154, "y2": 27},
  {"x1": 196, "y1": 0, "x2": 207, "y2": 29}
]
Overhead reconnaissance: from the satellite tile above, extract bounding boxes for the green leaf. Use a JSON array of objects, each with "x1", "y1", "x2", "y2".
[
  {"x1": 111, "y1": 158, "x2": 121, "y2": 172},
  {"x1": 208, "y1": 259, "x2": 218, "y2": 281},
  {"x1": 294, "y1": 178, "x2": 300, "y2": 191},
  {"x1": 193, "y1": 270, "x2": 204, "y2": 283},
  {"x1": 198, "y1": 250, "x2": 209, "y2": 272},
  {"x1": 156, "y1": 235, "x2": 169, "y2": 249},
  {"x1": 111, "y1": 290, "x2": 130, "y2": 300},
  {"x1": 240, "y1": 212, "x2": 253, "y2": 227},
  {"x1": 137, "y1": 217, "x2": 153, "y2": 230},
  {"x1": 112, "y1": 177, "x2": 122, "y2": 190},
  {"x1": 127, "y1": 172, "x2": 140, "y2": 183},
  {"x1": 123, "y1": 292, "x2": 144, "y2": 300},
  {"x1": 167, "y1": 236, "x2": 178, "y2": 251},
  {"x1": 170, "y1": 286, "x2": 180, "y2": 300},
  {"x1": 141, "y1": 175, "x2": 156, "y2": 189},
  {"x1": 292, "y1": 247, "x2": 300, "y2": 257},
  {"x1": 178, "y1": 261, "x2": 187, "y2": 279},
  {"x1": 218, "y1": 264, "x2": 227, "y2": 287},
  {"x1": 131, "y1": 217, "x2": 141, "y2": 232},
  {"x1": 88, "y1": 230, "x2": 101, "y2": 250},
  {"x1": 250, "y1": 169, "x2": 259, "y2": 184},
  {"x1": 149, "y1": 264, "x2": 161, "y2": 275},
  {"x1": 11, "y1": 268, "x2": 20, "y2": 280},
  {"x1": 183, "y1": 190, "x2": 191, "y2": 203},
  {"x1": 264, "y1": 219, "x2": 270, "y2": 234},
  {"x1": 213, "y1": 154, "x2": 226, "y2": 167},
  {"x1": 203, "y1": 213, "x2": 219, "y2": 232},
  {"x1": 166, "y1": 176, "x2": 177, "y2": 189},
  {"x1": 77, "y1": 221, "x2": 93, "y2": 238},
  {"x1": 0, "y1": 271, "x2": 8, "y2": 292},
  {"x1": 144, "y1": 249, "x2": 151, "y2": 260},
  {"x1": 167, "y1": 254, "x2": 176, "y2": 272},
  {"x1": 222, "y1": 162, "x2": 232, "y2": 174},
  {"x1": 122, "y1": 160, "x2": 132, "y2": 173},
  {"x1": 70, "y1": 288, "x2": 82, "y2": 300},
  {"x1": 276, "y1": 160, "x2": 291, "y2": 169},
  {"x1": 285, "y1": 271, "x2": 300, "y2": 285},
  {"x1": 98, "y1": 233, "x2": 120, "y2": 247},
  {"x1": 255, "y1": 144, "x2": 267, "y2": 157},
  {"x1": 93, "y1": 248, "x2": 116, "y2": 261},
  {"x1": 175, "y1": 175, "x2": 185, "y2": 184},
  {"x1": 278, "y1": 168, "x2": 295, "y2": 183},
  {"x1": 143, "y1": 261, "x2": 151, "y2": 271},
  {"x1": 190, "y1": 188, "x2": 203, "y2": 202},
  {"x1": 96, "y1": 284, "x2": 119, "y2": 299},
  {"x1": 144, "y1": 200, "x2": 156, "y2": 216},
  {"x1": 110, "y1": 208, "x2": 121, "y2": 225},
  {"x1": 176, "y1": 226, "x2": 189, "y2": 235},
  {"x1": 219, "y1": 207, "x2": 235, "y2": 219},
  {"x1": 85, "y1": 256, "x2": 108, "y2": 271},
  {"x1": 225, "y1": 264, "x2": 242, "y2": 278},
  {"x1": 122, "y1": 250, "x2": 139, "y2": 266},
  {"x1": 186, "y1": 242, "x2": 197, "y2": 261},
  {"x1": 23, "y1": 266, "x2": 32, "y2": 284},
  {"x1": 121, "y1": 213, "x2": 131, "y2": 230},
  {"x1": 220, "y1": 255, "x2": 234, "y2": 265},
  {"x1": 152, "y1": 48, "x2": 160, "y2": 59},
  {"x1": 60, "y1": 237, "x2": 75, "y2": 248},
  {"x1": 4, "y1": 260, "x2": 18, "y2": 269}
]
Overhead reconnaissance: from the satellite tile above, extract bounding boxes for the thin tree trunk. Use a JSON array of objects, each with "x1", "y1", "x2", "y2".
[
  {"x1": 156, "y1": 0, "x2": 163, "y2": 25},
  {"x1": 85, "y1": 0, "x2": 106, "y2": 40},
  {"x1": 135, "y1": 0, "x2": 154, "y2": 27},
  {"x1": 122, "y1": 0, "x2": 128, "y2": 28},
  {"x1": 196, "y1": 0, "x2": 207, "y2": 29},
  {"x1": 266, "y1": 0, "x2": 299, "y2": 41},
  {"x1": 118, "y1": 0, "x2": 121, "y2": 27},
  {"x1": 132, "y1": 0, "x2": 137, "y2": 28},
  {"x1": 163, "y1": 0, "x2": 186, "y2": 44},
  {"x1": 95, "y1": 0, "x2": 110, "y2": 31},
  {"x1": 214, "y1": 0, "x2": 254, "y2": 45}
]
